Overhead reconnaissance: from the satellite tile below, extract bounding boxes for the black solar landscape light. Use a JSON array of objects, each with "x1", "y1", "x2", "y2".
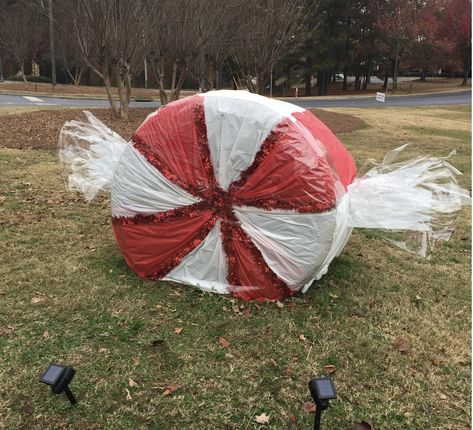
[
  {"x1": 39, "y1": 364, "x2": 77, "y2": 405},
  {"x1": 308, "y1": 377, "x2": 337, "y2": 430}
]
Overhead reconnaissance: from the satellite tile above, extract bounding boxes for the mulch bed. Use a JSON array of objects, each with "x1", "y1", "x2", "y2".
[{"x1": 0, "y1": 107, "x2": 365, "y2": 150}]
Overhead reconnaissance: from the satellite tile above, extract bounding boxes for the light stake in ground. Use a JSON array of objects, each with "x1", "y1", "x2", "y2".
[
  {"x1": 308, "y1": 377, "x2": 337, "y2": 430},
  {"x1": 39, "y1": 364, "x2": 77, "y2": 405}
]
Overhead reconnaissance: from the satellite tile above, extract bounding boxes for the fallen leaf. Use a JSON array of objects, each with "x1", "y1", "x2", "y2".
[
  {"x1": 31, "y1": 297, "x2": 43, "y2": 304},
  {"x1": 393, "y1": 336, "x2": 409, "y2": 353},
  {"x1": 431, "y1": 358, "x2": 441, "y2": 366},
  {"x1": 255, "y1": 413, "x2": 270, "y2": 424},
  {"x1": 276, "y1": 301, "x2": 284, "y2": 309},
  {"x1": 0, "y1": 326, "x2": 15, "y2": 336},
  {"x1": 204, "y1": 379, "x2": 214, "y2": 389},
  {"x1": 232, "y1": 305, "x2": 240, "y2": 314},
  {"x1": 43, "y1": 330, "x2": 49, "y2": 339},
  {"x1": 128, "y1": 378, "x2": 138, "y2": 387},
  {"x1": 323, "y1": 364, "x2": 337, "y2": 374},
  {"x1": 174, "y1": 327, "x2": 183, "y2": 335},
  {"x1": 439, "y1": 393, "x2": 447, "y2": 400},
  {"x1": 354, "y1": 422, "x2": 372, "y2": 430},
  {"x1": 98, "y1": 347, "x2": 108, "y2": 353},
  {"x1": 299, "y1": 334, "x2": 307, "y2": 341},
  {"x1": 303, "y1": 401, "x2": 316, "y2": 413},
  {"x1": 283, "y1": 366, "x2": 294, "y2": 377},
  {"x1": 218, "y1": 336, "x2": 230, "y2": 348},
  {"x1": 125, "y1": 388, "x2": 132, "y2": 400},
  {"x1": 163, "y1": 384, "x2": 178, "y2": 396}
]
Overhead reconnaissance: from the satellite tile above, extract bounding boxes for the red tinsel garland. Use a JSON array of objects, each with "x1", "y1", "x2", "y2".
[{"x1": 115, "y1": 101, "x2": 335, "y2": 299}]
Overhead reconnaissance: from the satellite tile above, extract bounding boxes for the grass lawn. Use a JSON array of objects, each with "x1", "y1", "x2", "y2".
[
  {"x1": 0, "y1": 105, "x2": 470, "y2": 429},
  {"x1": 379, "y1": 78, "x2": 470, "y2": 96}
]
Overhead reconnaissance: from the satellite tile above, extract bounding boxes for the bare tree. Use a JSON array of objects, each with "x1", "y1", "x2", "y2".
[
  {"x1": 0, "y1": 1, "x2": 45, "y2": 83},
  {"x1": 69, "y1": 0, "x2": 152, "y2": 118},
  {"x1": 232, "y1": 0, "x2": 307, "y2": 94},
  {"x1": 146, "y1": 0, "x2": 205, "y2": 104},
  {"x1": 54, "y1": 1, "x2": 88, "y2": 85},
  {"x1": 186, "y1": 0, "x2": 240, "y2": 92}
]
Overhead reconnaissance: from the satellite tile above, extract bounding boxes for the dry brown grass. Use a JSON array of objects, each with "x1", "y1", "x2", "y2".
[{"x1": 0, "y1": 106, "x2": 470, "y2": 429}]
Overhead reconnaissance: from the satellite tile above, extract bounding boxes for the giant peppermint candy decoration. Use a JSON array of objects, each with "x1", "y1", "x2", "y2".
[{"x1": 111, "y1": 91, "x2": 357, "y2": 301}]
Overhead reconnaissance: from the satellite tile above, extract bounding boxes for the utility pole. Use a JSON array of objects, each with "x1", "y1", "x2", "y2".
[{"x1": 48, "y1": 0, "x2": 57, "y2": 87}]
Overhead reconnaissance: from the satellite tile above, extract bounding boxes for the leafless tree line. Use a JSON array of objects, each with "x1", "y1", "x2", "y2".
[
  {"x1": 64, "y1": 0, "x2": 306, "y2": 117},
  {"x1": 0, "y1": 0, "x2": 46, "y2": 83},
  {"x1": 51, "y1": 0, "x2": 306, "y2": 118}
]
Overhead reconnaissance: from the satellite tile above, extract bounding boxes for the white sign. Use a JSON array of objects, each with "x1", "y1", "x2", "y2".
[{"x1": 376, "y1": 92, "x2": 386, "y2": 102}]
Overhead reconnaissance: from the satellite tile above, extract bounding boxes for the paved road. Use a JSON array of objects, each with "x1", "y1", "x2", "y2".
[
  {"x1": 0, "y1": 94, "x2": 158, "y2": 108},
  {"x1": 0, "y1": 90, "x2": 470, "y2": 109},
  {"x1": 280, "y1": 90, "x2": 471, "y2": 108}
]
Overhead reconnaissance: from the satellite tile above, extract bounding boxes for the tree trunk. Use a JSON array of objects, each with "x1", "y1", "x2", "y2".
[
  {"x1": 206, "y1": 66, "x2": 215, "y2": 91},
  {"x1": 317, "y1": 70, "x2": 329, "y2": 96},
  {"x1": 151, "y1": 56, "x2": 168, "y2": 105},
  {"x1": 256, "y1": 69, "x2": 267, "y2": 95},
  {"x1": 169, "y1": 64, "x2": 185, "y2": 102},
  {"x1": 354, "y1": 75, "x2": 360, "y2": 90},
  {"x1": 342, "y1": 67, "x2": 348, "y2": 91},
  {"x1": 123, "y1": 72, "x2": 132, "y2": 120},
  {"x1": 383, "y1": 74, "x2": 389, "y2": 91},
  {"x1": 75, "y1": 68, "x2": 83, "y2": 86},
  {"x1": 84, "y1": 68, "x2": 91, "y2": 86},
  {"x1": 20, "y1": 63, "x2": 27, "y2": 83},
  {"x1": 362, "y1": 58, "x2": 372, "y2": 90},
  {"x1": 101, "y1": 65, "x2": 118, "y2": 116},
  {"x1": 461, "y1": 55, "x2": 470, "y2": 86},
  {"x1": 462, "y1": 72, "x2": 468, "y2": 86},
  {"x1": 305, "y1": 74, "x2": 312, "y2": 97},
  {"x1": 115, "y1": 66, "x2": 127, "y2": 120},
  {"x1": 170, "y1": 62, "x2": 177, "y2": 97},
  {"x1": 460, "y1": 44, "x2": 471, "y2": 86},
  {"x1": 244, "y1": 70, "x2": 257, "y2": 93},
  {"x1": 420, "y1": 68, "x2": 427, "y2": 81},
  {"x1": 392, "y1": 43, "x2": 401, "y2": 92}
]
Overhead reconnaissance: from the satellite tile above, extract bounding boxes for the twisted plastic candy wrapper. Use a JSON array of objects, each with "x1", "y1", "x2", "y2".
[{"x1": 58, "y1": 93, "x2": 470, "y2": 300}]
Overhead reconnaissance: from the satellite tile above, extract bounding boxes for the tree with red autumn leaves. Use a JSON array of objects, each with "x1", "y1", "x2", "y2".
[
  {"x1": 370, "y1": 0, "x2": 422, "y2": 91},
  {"x1": 441, "y1": 0, "x2": 471, "y2": 85},
  {"x1": 406, "y1": 1, "x2": 454, "y2": 81}
]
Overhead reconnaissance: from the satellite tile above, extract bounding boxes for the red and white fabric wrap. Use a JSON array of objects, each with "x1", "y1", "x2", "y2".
[
  {"x1": 107, "y1": 91, "x2": 356, "y2": 300},
  {"x1": 59, "y1": 90, "x2": 469, "y2": 301}
]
